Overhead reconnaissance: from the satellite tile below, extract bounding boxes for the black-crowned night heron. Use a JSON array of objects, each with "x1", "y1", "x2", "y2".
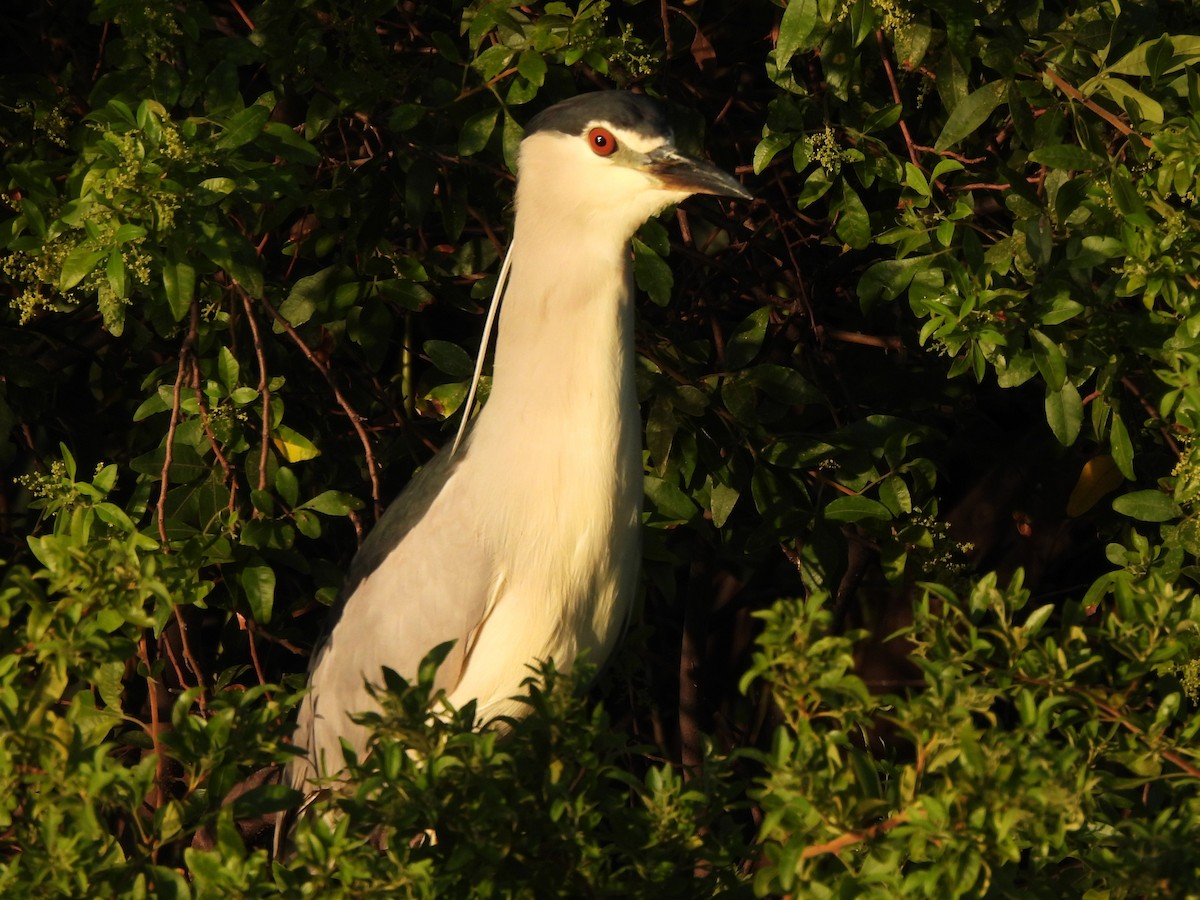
[{"x1": 289, "y1": 91, "x2": 749, "y2": 791}]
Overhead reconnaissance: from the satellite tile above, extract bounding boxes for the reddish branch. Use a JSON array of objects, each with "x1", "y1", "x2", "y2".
[
  {"x1": 157, "y1": 306, "x2": 198, "y2": 545},
  {"x1": 171, "y1": 606, "x2": 208, "y2": 713},
  {"x1": 1121, "y1": 375, "x2": 1181, "y2": 458},
  {"x1": 1043, "y1": 67, "x2": 1153, "y2": 149},
  {"x1": 239, "y1": 290, "x2": 272, "y2": 497},
  {"x1": 138, "y1": 635, "x2": 166, "y2": 810},
  {"x1": 800, "y1": 810, "x2": 912, "y2": 860},
  {"x1": 255, "y1": 289, "x2": 384, "y2": 518},
  {"x1": 824, "y1": 329, "x2": 903, "y2": 352},
  {"x1": 876, "y1": 30, "x2": 920, "y2": 167},
  {"x1": 188, "y1": 303, "x2": 237, "y2": 516}
]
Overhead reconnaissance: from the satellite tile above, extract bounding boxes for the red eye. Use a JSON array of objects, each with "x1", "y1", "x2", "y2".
[{"x1": 588, "y1": 127, "x2": 618, "y2": 156}]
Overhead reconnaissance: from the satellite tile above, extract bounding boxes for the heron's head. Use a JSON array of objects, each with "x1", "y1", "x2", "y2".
[{"x1": 516, "y1": 92, "x2": 750, "y2": 237}]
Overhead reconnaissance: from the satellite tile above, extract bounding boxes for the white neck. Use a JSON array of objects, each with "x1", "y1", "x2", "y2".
[
  {"x1": 461, "y1": 200, "x2": 643, "y2": 566},
  {"x1": 487, "y1": 219, "x2": 635, "y2": 421}
]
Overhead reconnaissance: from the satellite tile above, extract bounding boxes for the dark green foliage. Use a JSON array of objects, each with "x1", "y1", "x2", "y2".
[{"x1": 3, "y1": 0, "x2": 1200, "y2": 895}]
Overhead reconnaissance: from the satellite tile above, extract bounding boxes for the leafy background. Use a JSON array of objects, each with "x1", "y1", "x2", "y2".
[{"x1": 3, "y1": 0, "x2": 1200, "y2": 895}]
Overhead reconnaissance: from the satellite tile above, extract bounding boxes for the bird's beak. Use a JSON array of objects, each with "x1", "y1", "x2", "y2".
[{"x1": 646, "y1": 147, "x2": 752, "y2": 200}]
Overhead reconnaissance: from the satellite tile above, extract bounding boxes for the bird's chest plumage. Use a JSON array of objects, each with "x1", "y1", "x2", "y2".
[{"x1": 449, "y1": 370, "x2": 642, "y2": 720}]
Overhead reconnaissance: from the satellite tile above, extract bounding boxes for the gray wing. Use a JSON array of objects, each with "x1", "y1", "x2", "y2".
[{"x1": 289, "y1": 443, "x2": 494, "y2": 788}]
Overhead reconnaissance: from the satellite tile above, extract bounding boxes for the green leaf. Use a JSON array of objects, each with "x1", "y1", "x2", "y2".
[
  {"x1": 1102, "y1": 77, "x2": 1165, "y2": 124},
  {"x1": 775, "y1": 0, "x2": 819, "y2": 70},
  {"x1": 1029, "y1": 329, "x2": 1067, "y2": 389},
  {"x1": 279, "y1": 266, "x2": 338, "y2": 328},
  {"x1": 272, "y1": 425, "x2": 320, "y2": 462},
  {"x1": 934, "y1": 80, "x2": 1006, "y2": 151},
  {"x1": 262, "y1": 121, "x2": 321, "y2": 163},
  {"x1": 753, "y1": 132, "x2": 795, "y2": 175},
  {"x1": 230, "y1": 783, "x2": 302, "y2": 819},
  {"x1": 904, "y1": 162, "x2": 930, "y2": 197},
  {"x1": 1045, "y1": 381, "x2": 1083, "y2": 446},
  {"x1": 58, "y1": 246, "x2": 106, "y2": 291},
  {"x1": 795, "y1": 168, "x2": 833, "y2": 209},
  {"x1": 1110, "y1": 412, "x2": 1135, "y2": 480},
  {"x1": 825, "y1": 495, "x2": 892, "y2": 523},
  {"x1": 1028, "y1": 144, "x2": 1107, "y2": 170},
  {"x1": 1041, "y1": 298, "x2": 1085, "y2": 325},
  {"x1": 710, "y1": 482, "x2": 739, "y2": 528},
  {"x1": 423, "y1": 340, "x2": 474, "y2": 378},
  {"x1": 517, "y1": 50, "x2": 547, "y2": 86},
  {"x1": 162, "y1": 254, "x2": 196, "y2": 322},
  {"x1": 1105, "y1": 34, "x2": 1200, "y2": 76},
  {"x1": 215, "y1": 104, "x2": 270, "y2": 150},
  {"x1": 644, "y1": 475, "x2": 698, "y2": 523},
  {"x1": 1112, "y1": 490, "x2": 1181, "y2": 522},
  {"x1": 112, "y1": 223, "x2": 147, "y2": 244},
  {"x1": 218, "y1": 347, "x2": 240, "y2": 390},
  {"x1": 858, "y1": 256, "x2": 931, "y2": 305},
  {"x1": 133, "y1": 392, "x2": 170, "y2": 421},
  {"x1": 299, "y1": 490, "x2": 364, "y2": 516},
  {"x1": 105, "y1": 249, "x2": 126, "y2": 298},
  {"x1": 726, "y1": 306, "x2": 770, "y2": 369},
  {"x1": 275, "y1": 466, "x2": 299, "y2": 508},
  {"x1": 746, "y1": 364, "x2": 822, "y2": 404},
  {"x1": 240, "y1": 564, "x2": 276, "y2": 624},
  {"x1": 196, "y1": 177, "x2": 237, "y2": 202},
  {"x1": 632, "y1": 239, "x2": 673, "y2": 307},
  {"x1": 833, "y1": 183, "x2": 871, "y2": 249},
  {"x1": 459, "y1": 109, "x2": 499, "y2": 157}
]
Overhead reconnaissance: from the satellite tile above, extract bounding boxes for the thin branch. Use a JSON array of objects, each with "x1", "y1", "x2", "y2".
[
  {"x1": 172, "y1": 606, "x2": 208, "y2": 713},
  {"x1": 875, "y1": 30, "x2": 919, "y2": 167},
  {"x1": 157, "y1": 308, "x2": 198, "y2": 545},
  {"x1": 138, "y1": 635, "x2": 166, "y2": 807},
  {"x1": 228, "y1": 0, "x2": 256, "y2": 30},
  {"x1": 800, "y1": 811, "x2": 911, "y2": 859},
  {"x1": 239, "y1": 290, "x2": 272, "y2": 497},
  {"x1": 238, "y1": 613, "x2": 271, "y2": 691},
  {"x1": 244, "y1": 618, "x2": 306, "y2": 656},
  {"x1": 91, "y1": 22, "x2": 110, "y2": 83},
  {"x1": 659, "y1": 0, "x2": 673, "y2": 59},
  {"x1": 824, "y1": 329, "x2": 903, "y2": 352},
  {"x1": 911, "y1": 144, "x2": 987, "y2": 165},
  {"x1": 1121, "y1": 375, "x2": 1181, "y2": 458},
  {"x1": 1043, "y1": 66, "x2": 1153, "y2": 149},
  {"x1": 254, "y1": 289, "x2": 383, "y2": 518},
  {"x1": 188, "y1": 304, "x2": 237, "y2": 516}
]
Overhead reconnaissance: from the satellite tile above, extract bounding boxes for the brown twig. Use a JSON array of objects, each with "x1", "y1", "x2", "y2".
[
  {"x1": 244, "y1": 618, "x2": 307, "y2": 656},
  {"x1": 138, "y1": 635, "x2": 166, "y2": 807},
  {"x1": 239, "y1": 613, "x2": 271, "y2": 691},
  {"x1": 659, "y1": 0, "x2": 674, "y2": 59},
  {"x1": 172, "y1": 606, "x2": 208, "y2": 713},
  {"x1": 188, "y1": 305, "x2": 237, "y2": 516},
  {"x1": 92, "y1": 22, "x2": 110, "y2": 83},
  {"x1": 239, "y1": 290, "x2": 272, "y2": 497},
  {"x1": 911, "y1": 144, "x2": 987, "y2": 165},
  {"x1": 1121, "y1": 375, "x2": 1181, "y2": 458},
  {"x1": 255, "y1": 290, "x2": 384, "y2": 518},
  {"x1": 157, "y1": 308, "x2": 198, "y2": 545},
  {"x1": 800, "y1": 811, "x2": 911, "y2": 859},
  {"x1": 1091, "y1": 695, "x2": 1200, "y2": 778},
  {"x1": 875, "y1": 30, "x2": 919, "y2": 167},
  {"x1": 824, "y1": 328, "x2": 903, "y2": 352},
  {"x1": 1042, "y1": 67, "x2": 1153, "y2": 149},
  {"x1": 228, "y1": 0, "x2": 256, "y2": 30}
]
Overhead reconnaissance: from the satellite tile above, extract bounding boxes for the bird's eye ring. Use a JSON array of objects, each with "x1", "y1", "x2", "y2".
[{"x1": 588, "y1": 127, "x2": 618, "y2": 157}]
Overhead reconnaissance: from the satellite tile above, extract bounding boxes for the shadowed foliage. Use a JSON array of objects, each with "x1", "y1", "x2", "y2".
[{"x1": 3, "y1": 1, "x2": 1200, "y2": 895}]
